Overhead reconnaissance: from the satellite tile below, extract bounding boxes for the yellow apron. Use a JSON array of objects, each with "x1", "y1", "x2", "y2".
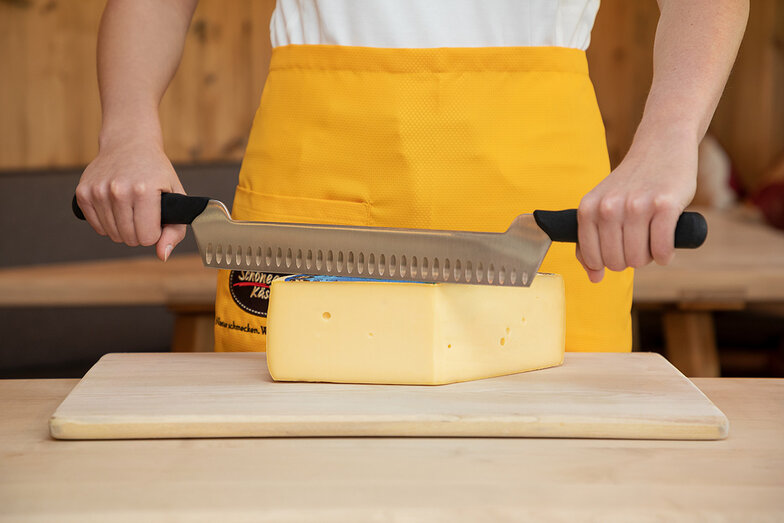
[{"x1": 214, "y1": 45, "x2": 633, "y2": 353}]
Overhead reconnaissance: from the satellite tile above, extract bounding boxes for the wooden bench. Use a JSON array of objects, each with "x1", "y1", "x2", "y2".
[
  {"x1": 3, "y1": 207, "x2": 783, "y2": 374},
  {"x1": 634, "y1": 207, "x2": 784, "y2": 377},
  {"x1": 0, "y1": 255, "x2": 218, "y2": 352}
]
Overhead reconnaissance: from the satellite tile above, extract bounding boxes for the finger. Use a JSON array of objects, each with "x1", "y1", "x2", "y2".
[
  {"x1": 597, "y1": 198, "x2": 626, "y2": 272},
  {"x1": 650, "y1": 200, "x2": 681, "y2": 265},
  {"x1": 91, "y1": 186, "x2": 123, "y2": 243},
  {"x1": 75, "y1": 191, "x2": 107, "y2": 236},
  {"x1": 577, "y1": 201, "x2": 604, "y2": 273},
  {"x1": 133, "y1": 188, "x2": 162, "y2": 247},
  {"x1": 109, "y1": 185, "x2": 140, "y2": 246},
  {"x1": 622, "y1": 198, "x2": 654, "y2": 268},
  {"x1": 576, "y1": 245, "x2": 605, "y2": 283},
  {"x1": 156, "y1": 224, "x2": 186, "y2": 262}
]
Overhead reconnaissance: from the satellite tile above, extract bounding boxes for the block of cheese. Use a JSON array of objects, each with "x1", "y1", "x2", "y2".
[{"x1": 266, "y1": 273, "x2": 565, "y2": 385}]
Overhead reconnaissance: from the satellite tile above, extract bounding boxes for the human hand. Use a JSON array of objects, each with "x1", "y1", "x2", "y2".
[
  {"x1": 576, "y1": 131, "x2": 698, "y2": 283},
  {"x1": 75, "y1": 136, "x2": 186, "y2": 261}
]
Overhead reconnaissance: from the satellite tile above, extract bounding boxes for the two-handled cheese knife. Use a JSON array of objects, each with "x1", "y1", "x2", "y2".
[{"x1": 73, "y1": 194, "x2": 707, "y2": 287}]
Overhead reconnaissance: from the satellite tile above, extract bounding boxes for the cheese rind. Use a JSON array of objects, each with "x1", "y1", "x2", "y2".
[{"x1": 266, "y1": 274, "x2": 565, "y2": 385}]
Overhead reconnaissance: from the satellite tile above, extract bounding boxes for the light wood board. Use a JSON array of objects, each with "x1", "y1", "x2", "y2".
[{"x1": 49, "y1": 352, "x2": 728, "y2": 440}]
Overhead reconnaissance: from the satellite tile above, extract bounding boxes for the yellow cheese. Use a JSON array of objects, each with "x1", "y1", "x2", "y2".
[{"x1": 266, "y1": 273, "x2": 565, "y2": 385}]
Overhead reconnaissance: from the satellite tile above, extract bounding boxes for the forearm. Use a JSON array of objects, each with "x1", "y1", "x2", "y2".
[
  {"x1": 632, "y1": 0, "x2": 749, "y2": 149},
  {"x1": 576, "y1": 0, "x2": 748, "y2": 280},
  {"x1": 97, "y1": 0, "x2": 198, "y2": 149}
]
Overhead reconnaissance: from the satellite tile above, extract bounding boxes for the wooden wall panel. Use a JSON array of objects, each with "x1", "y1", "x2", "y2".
[
  {"x1": 159, "y1": 0, "x2": 273, "y2": 163},
  {"x1": 0, "y1": 0, "x2": 781, "y2": 193},
  {"x1": 710, "y1": 0, "x2": 784, "y2": 189},
  {"x1": 0, "y1": 0, "x2": 104, "y2": 169},
  {"x1": 0, "y1": 0, "x2": 273, "y2": 171},
  {"x1": 588, "y1": 0, "x2": 659, "y2": 169}
]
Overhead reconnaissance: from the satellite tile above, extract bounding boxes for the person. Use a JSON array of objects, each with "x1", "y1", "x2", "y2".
[{"x1": 75, "y1": 0, "x2": 749, "y2": 353}]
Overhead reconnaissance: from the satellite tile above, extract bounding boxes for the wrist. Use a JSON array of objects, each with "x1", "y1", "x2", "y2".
[
  {"x1": 98, "y1": 111, "x2": 164, "y2": 152},
  {"x1": 627, "y1": 117, "x2": 700, "y2": 162}
]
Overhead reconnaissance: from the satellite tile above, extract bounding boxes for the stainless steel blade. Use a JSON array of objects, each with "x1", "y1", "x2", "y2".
[{"x1": 191, "y1": 200, "x2": 552, "y2": 287}]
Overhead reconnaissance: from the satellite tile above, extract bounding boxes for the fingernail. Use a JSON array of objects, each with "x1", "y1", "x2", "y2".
[{"x1": 164, "y1": 245, "x2": 173, "y2": 262}]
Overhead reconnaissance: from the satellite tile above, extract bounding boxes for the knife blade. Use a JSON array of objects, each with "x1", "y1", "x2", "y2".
[{"x1": 72, "y1": 194, "x2": 707, "y2": 287}]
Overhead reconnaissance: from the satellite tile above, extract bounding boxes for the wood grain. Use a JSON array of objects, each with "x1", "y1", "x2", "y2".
[
  {"x1": 2, "y1": 377, "x2": 783, "y2": 521},
  {"x1": 48, "y1": 352, "x2": 728, "y2": 440}
]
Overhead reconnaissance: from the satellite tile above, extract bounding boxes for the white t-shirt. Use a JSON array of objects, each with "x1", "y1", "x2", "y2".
[{"x1": 270, "y1": 0, "x2": 600, "y2": 50}]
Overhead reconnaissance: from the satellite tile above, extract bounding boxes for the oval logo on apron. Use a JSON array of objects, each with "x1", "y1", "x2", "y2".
[{"x1": 228, "y1": 270, "x2": 289, "y2": 317}]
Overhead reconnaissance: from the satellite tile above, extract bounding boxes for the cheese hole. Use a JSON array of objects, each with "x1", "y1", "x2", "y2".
[
  {"x1": 447, "y1": 344, "x2": 452, "y2": 349},
  {"x1": 368, "y1": 332, "x2": 375, "y2": 338},
  {"x1": 521, "y1": 316, "x2": 527, "y2": 325},
  {"x1": 499, "y1": 337, "x2": 506, "y2": 346},
  {"x1": 505, "y1": 327, "x2": 510, "y2": 334},
  {"x1": 322, "y1": 312, "x2": 331, "y2": 321}
]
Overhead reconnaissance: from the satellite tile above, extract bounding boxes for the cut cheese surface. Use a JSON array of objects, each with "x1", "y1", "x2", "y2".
[{"x1": 266, "y1": 274, "x2": 565, "y2": 385}]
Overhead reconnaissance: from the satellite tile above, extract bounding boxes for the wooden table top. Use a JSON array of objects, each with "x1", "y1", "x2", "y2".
[{"x1": 1, "y1": 377, "x2": 782, "y2": 521}]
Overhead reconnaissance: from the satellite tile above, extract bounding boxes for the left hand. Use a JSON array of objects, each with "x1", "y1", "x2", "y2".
[{"x1": 576, "y1": 131, "x2": 698, "y2": 283}]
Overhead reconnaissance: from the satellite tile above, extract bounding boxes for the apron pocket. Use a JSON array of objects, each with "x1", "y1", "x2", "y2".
[{"x1": 232, "y1": 185, "x2": 371, "y2": 225}]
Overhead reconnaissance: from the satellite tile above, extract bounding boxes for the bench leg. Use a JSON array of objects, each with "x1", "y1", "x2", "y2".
[
  {"x1": 663, "y1": 311, "x2": 720, "y2": 377},
  {"x1": 170, "y1": 308, "x2": 215, "y2": 352}
]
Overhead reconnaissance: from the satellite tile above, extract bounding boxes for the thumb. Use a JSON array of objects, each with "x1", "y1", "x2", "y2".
[{"x1": 156, "y1": 224, "x2": 187, "y2": 261}]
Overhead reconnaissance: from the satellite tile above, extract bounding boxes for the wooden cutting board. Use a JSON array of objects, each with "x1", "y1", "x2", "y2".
[{"x1": 49, "y1": 352, "x2": 729, "y2": 440}]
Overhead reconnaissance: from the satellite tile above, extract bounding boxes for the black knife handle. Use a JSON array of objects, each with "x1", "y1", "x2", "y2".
[
  {"x1": 532, "y1": 209, "x2": 708, "y2": 249},
  {"x1": 72, "y1": 193, "x2": 211, "y2": 225}
]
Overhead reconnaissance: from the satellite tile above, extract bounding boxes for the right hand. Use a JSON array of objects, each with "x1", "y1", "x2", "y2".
[{"x1": 75, "y1": 136, "x2": 186, "y2": 261}]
